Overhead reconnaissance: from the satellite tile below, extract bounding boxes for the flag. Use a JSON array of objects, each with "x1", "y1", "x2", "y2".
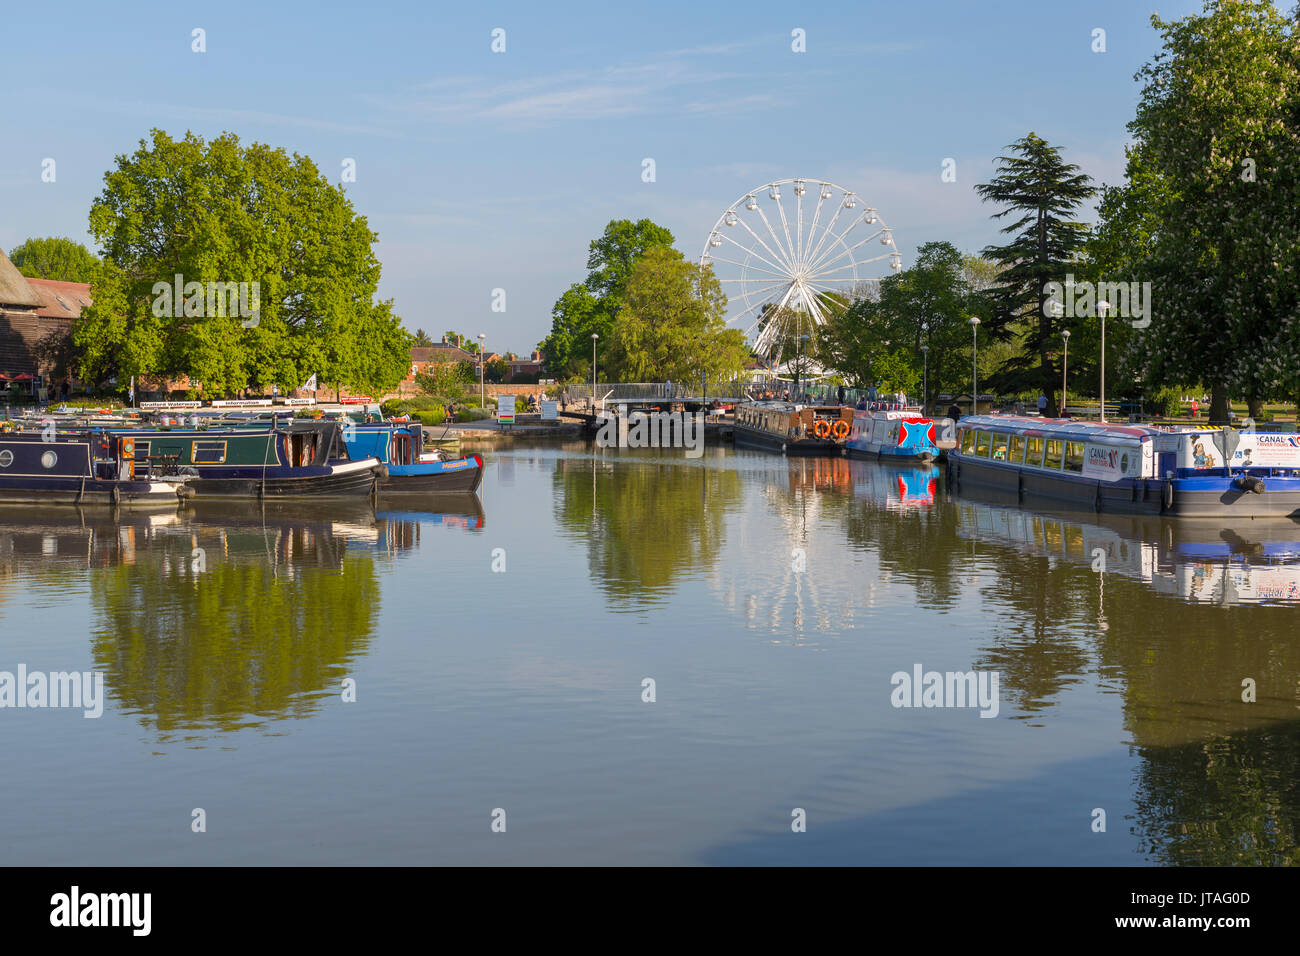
[
  {"x1": 128, "y1": 376, "x2": 135, "y2": 404},
  {"x1": 302, "y1": 373, "x2": 318, "y2": 391}
]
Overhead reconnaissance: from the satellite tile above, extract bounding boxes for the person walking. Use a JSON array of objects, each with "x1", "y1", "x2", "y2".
[
  {"x1": 1037, "y1": 393, "x2": 1048, "y2": 416},
  {"x1": 947, "y1": 401, "x2": 962, "y2": 422}
]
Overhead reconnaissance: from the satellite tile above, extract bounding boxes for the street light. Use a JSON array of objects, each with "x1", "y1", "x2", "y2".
[
  {"x1": 1096, "y1": 300, "x2": 1111, "y2": 422},
  {"x1": 591, "y1": 333, "x2": 599, "y2": 410},
  {"x1": 478, "y1": 333, "x2": 486, "y2": 409},
  {"x1": 968, "y1": 316, "x2": 980, "y2": 416},
  {"x1": 798, "y1": 333, "x2": 810, "y2": 401},
  {"x1": 921, "y1": 345, "x2": 929, "y2": 414},
  {"x1": 1060, "y1": 329, "x2": 1070, "y2": 417}
]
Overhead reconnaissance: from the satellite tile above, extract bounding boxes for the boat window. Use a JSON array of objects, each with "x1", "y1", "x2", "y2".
[
  {"x1": 974, "y1": 431, "x2": 991, "y2": 457},
  {"x1": 960, "y1": 429, "x2": 975, "y2": 453},
  {"x1": 1064, "y1": 442, "x2": 1085, "y2": 473},
  {"x1": 134, "y1": 440, "x2": 151, "y2": 459},
  {"x1": 1044, "y1": 440, "x2": 1064, "y2": 469},
  {"x1": 192, "y1": 441, "x2": 227, "y2": 464},
  {"x1": 1026, "y1": 436, "x2": 1044, "y2": 467},
  {"x1": 1009, "y1": 435, "x2": 1026, "y2": 463},
  {"x1": 991, "y1": 434, "x2": 1010, "y2": 460}
]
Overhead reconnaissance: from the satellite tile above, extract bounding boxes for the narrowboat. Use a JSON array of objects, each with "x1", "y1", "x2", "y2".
[
  {"x1": 342, "y1": 423, "x2": 484, "y2": 494},
  {"x1": 107, "y1": 420, "x2": 383, "y2": 499},
  {"x1": 844, "y1": 409, "x2": 957, "y2": 463},
  {"x1": 733, "y1": 401, "x2": 854, "y2": 456},
  {"x1": 948, "y1": 415, "x2": 1300, "y2": 518},
  {"x1": 0, "y1": 430, "x2": 182, "y2": 506}
]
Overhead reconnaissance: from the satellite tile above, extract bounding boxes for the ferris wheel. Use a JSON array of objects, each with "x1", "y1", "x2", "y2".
[{"x1": 700, "y1": 179, "x2": 902, "y2": 358}]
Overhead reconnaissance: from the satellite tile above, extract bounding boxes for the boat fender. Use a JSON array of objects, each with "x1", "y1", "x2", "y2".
[
  {"x1": 1235, "y1": 475, "x2": 1266, "y2": 495},
  {"x1": 111, "y1": 483, "x2": 121, "y2": 505},
  {"x1": 177, "y1": 483, "x2": 196, "y2": 499},
  {"x1": 1094, "y1": 483, "x2": 1103, "y2": 513},
  {"x1": 1016, "y1": 472, "x2": 1024, "y2": 501},
  {"x1": 1162, "y1": 479, "x2": 1174, "y2": 512},
  {"x1": 374, "y1": 463, "x2": 389, "y2": 479}
]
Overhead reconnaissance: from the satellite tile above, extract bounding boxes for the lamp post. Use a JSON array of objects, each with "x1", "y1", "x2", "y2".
[
  {"x1": 591, "y1": 333, "x2": 599, "y2": 411},
  {"x1": 1061, "y1": 329, "x2": 1070, "y2": 417},
  {"x1": 1097, "y1": 300, "x2": 1110, "y2": 422},
  {"x1": 968, "y1": 316, "x2": 980, "y2": 416},
  {"x1": 798, "y1": 333, "x2": 810, "y2": 401},
  {"x1": 921, "y1": 345, "x2": 929, "y2": 414},
  {"x1": 478, "y1": 333, "x2": 486, "y2": 409}
]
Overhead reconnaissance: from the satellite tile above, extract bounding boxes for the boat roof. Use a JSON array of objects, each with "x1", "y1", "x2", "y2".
[{"x1": 959, "y1": 414, "x2": 1156, "y2": 443}]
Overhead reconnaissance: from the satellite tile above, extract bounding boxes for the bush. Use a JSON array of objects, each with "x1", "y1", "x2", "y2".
[
  {"x1": 1149, "y1": 386, "x2": 1183, "y2": 418},
  {"x1": 413, "y1": 408, "x2": 446, "y2": 426}
]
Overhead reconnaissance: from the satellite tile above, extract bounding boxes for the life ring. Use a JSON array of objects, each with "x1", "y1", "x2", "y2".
[
  {"x1": 831, "y1": 419, "x2": 849, "y2": 440},
  {"x1": 813, "y1": 420, "x2": 831, "y2": 439}
]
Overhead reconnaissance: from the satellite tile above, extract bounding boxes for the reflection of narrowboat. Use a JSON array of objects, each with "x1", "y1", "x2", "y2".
[
  {"x1": 111, "y1": 421, "x2": 382, "y2": 499},
  {"x1": 847, "y1": 460, "x2": 939, "y2": 510},
  {"x1": 952, "y1": 488, "x2": 1300, "y2": 605},
  {"x1": 844, "y1": 410, "x2": 956, "y2": 462},
  {"x1": 343, "y1": 423, "x2": 484, "y2": 494},
  {"x1": 0, "y1": 431, "x2": 181, "y2": 506},
  {"x1": 949, "y1": 415, "x2": 1300, "y2": 517},
  {"x1": 733, "y1": 401, "x2": 853, "y2": 456}
]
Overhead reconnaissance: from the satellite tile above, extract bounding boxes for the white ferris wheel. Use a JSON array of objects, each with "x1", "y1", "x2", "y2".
[{"x1": 700, "y1": 178, "x2": 902, "y2": 358}]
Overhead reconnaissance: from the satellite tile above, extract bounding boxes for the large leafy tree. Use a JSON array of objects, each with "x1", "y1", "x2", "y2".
[
  {"x1": 1099, "y1": 0, "x2": 1300, "y2": 421},
  {"x1": 7, "y1": 237, "x2": 100, "y2": 282},
  {"x1": 976, "y1": 133, "x2": 1097, "y2": 408},
  {"x1": 75, "y1": 129, "x2": 410, "y2": 397},
  {"x1": 819, "y1": 242, "x2": 991, "y2": 407},
  {"x1": 540, "y1": 219, "x2": 675, "y2": 378},
  {"x1": 603, "y1": 246, "x2": 749, "y2": 383}
]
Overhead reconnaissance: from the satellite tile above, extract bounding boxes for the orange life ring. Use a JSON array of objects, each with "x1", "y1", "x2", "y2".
[
  {"x1": 831, "y1": 419, "x2": 849, "y2": 440},
  {"x1": 813, "y1": 419, "x2": 831, "y2": 439}
]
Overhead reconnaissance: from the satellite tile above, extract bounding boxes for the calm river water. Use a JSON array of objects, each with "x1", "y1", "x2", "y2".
[{"x1": 1, "y1": 443, "x2": 1297, "y2": 865}]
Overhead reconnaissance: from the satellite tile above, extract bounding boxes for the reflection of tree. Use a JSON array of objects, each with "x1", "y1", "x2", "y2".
[
  {"x1": 90, "y1": 522, "x2": 380, "y2": 734},
  {"x1": 1132, "y1": 726, "x2": 1300, "y2": 866},
  {"x1": 552, "y1": 455, "x2": 741, "y2": 608}
]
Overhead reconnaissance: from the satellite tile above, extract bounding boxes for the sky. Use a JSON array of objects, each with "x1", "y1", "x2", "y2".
[{"x1": 0, "y1": 0, "x2": 1270, "y2": 356}]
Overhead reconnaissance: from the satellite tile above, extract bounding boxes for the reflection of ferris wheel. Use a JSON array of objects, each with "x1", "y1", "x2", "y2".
[{"x1": 700, "y1": 179, "x2": 902, "y2": 357}]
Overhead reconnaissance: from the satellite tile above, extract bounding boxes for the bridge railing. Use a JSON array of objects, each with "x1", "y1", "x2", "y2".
[{"x1": 559, "y1": 382, "x2": 759, "y2": 403}]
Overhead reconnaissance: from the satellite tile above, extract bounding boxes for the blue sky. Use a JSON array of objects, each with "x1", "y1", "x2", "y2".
[{"x1": 0, "y1": 0, "x2": 1261, "y2": 355}]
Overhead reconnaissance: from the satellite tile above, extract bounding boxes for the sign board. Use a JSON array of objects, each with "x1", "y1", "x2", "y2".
[
  {"x1": 340, "y1": 396, "x2": 374, "y2": 405},
  {"x1": 540, "y1": 400, "x2": 558, "y2": 421},
  {"x1": 497, "y1": 394, "x2": 516, "y2": 425},
  {"x1": 282, "y1": 397, "x2": 317, "y2": 406},
  {"x1": 210, "y1": 399, "x2": 273, "y2": 407},
  {"x1": 1234, "y1": 433, "x2": 1300, "y2": 467},
  {"x1": 140, "y1": 401, "x2": 202, "y2": 409}
]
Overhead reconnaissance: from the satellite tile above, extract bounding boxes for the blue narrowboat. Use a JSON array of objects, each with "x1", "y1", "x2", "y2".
[
  {"x1": 0, "y1": 429, "x2": 181, "y2": 506},
  {"x1": 343, "y1": 423, "x2": 484, "y2": 494},
  {"x1": 949, "y1": 415, "x2": 1300, "y2": 517},
  {"x1": 844, "y1": 410, "x2": 956, "y2": 463}
]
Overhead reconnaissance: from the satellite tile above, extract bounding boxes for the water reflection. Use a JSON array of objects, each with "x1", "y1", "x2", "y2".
[
  {"x1": 0, "y1": 497, "x2": 485, "y2": 739},
  {"x1": 552, "y1": 451, "x2": 741, "y2": 609}
]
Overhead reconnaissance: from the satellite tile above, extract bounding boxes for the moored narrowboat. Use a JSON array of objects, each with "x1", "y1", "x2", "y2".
[
  {"x1": 844, "y1": 409, "x2": 956, "y2": 463},
  {"x1": 342, "y1": 423, "x2": 484, "y2": 494},
  {"x1": 108, "y1": 421, "x2": 383, "y2": 499},
  {"x1": 733, "y1": 401, "x2": 853, "y2": 456},
  {"x1": 948, "y1": 415, "x2": 1300, "y2": 518},
  {"x1": 0, "y1": 430, "x2": 181, "y2": 506}
]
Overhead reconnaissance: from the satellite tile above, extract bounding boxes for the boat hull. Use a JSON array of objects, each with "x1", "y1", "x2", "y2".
[
  {"x1": 949, "y1": 455, "x2": 1300, "y2": 518},
  {"x1": 733, "y1": 424, "x2": 841, "y2": 456},
  {"x1": 0, "y1": 476, "x2": 179, "y2": 507},
  {"x1": 379, "y1": 456, "x2": 484, "y2": 494},
  {"x1": 845, "y1": 442, "x2": 936, "y2": 463},
  {"x1": 175, "y1": 459, "x2": 381, "y2": 499}
]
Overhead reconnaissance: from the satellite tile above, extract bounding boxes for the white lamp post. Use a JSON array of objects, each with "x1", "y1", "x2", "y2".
[
  {"x1": 968, "y1": 316, "x2": 980, "y2": 416},
  {"x1": 1097, "y1": 300, "x2": 1110, "y2": 422},
  {"x1": 1061, "y1": 329, "x2": 1070, "y2": 417},
  {"x1": 591, "y1": 333, "x2": 599, "y2": 410}
]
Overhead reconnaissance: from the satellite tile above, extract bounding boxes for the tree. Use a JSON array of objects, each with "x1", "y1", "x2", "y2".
[
  {"x1": 819, "y1": 242, "x2": 991, "y2": 408},
  {"x1": 75, "y1": 129, "x2": 410, "y2": 397},
  {"x1": 1099, "y1": 0, "x2": 1300, "y2": 421},
  {"x1": 7, "y1": 237, "x2": 99, "y2": 282},
  {"x1": 540, "y1": 219, "x2": 676, "y2": 377},
  {"x1": 485, "y1": 357, "x2": 509, "y2": 383},
  {"x1": 603, "y1": 246, "x2": 750, "y2": 383},
  {"x1": 976, "y1": 133, "x2": 1097, "y2": 408},
  {"x1": 412, "y1": 328, "x2": 434, "y2": 347}
]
